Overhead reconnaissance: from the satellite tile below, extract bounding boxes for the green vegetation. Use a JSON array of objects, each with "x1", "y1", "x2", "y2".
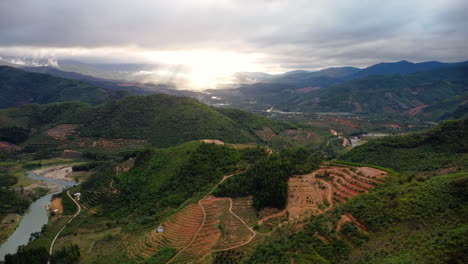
[
  {"x1": 245, "y1": 172, "x2": 468, "y2": 264},
  {"x1": 3, "y1": 246, "x2": 50, "y2": 264},
  {"x1": 3, "y1": 244, "x2": 80, "y2": 264},
  {"x1": 215, "y1": 147, "x2": 321, "y2": 209},
  {"x1": 340, "y1": 119, "x2": 468, "y2": 175},
  {"x1": 0, "y1": 169, "x2": 29, "y2": 215},
  {"x1": 0, "y1": 127, "x2": 30, "y2": 144},
  {"x1": 0, "y1": 66, "x2": 128, "y2": 109},
  {"x1": 143, "y1": 247, "x2": 176, "y2": 264},
  {"x1": 78, "y1": 95, "x2": 257, "y2": 147},
  {"x1": 81, "y1": 142, "x2": 240, "y2": 224},
  {"x1": 50, "y1": 244, "x2": 80, "y2": 264},
  {"x1": 216, "y1": 108, "x2": 296, "y2": 134},
  {"x1": 0, "y1": 94, "x2": 297, "y2": 152},
  {"x1": 52, "y1": 192, "x2": 77, "y2": 215}
]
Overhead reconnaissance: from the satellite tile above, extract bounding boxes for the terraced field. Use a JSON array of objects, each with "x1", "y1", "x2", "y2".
[
  {"x1": 286, "y1": 165, "x2": 386, "y2": 220},
  {"x1": 127, "y1": 203, "x2": 204, "y2": 261},
  {"x1": 127, "y1": 165, "x2": 386, "y2": 263}
]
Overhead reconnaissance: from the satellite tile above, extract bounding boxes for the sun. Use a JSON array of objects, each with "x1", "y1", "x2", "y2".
[{"x1": 148, "y1": 50, "x2": 264, "y2": 89}]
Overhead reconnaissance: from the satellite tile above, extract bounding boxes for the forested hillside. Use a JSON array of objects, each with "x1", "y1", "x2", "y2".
[
  {"x1": 339, "y1": 119, "x2": 468, "y2": 176},
  {"x1": 0, "y1": 94, "x2": 300, "y2": 153},
  {"x1": 0, "y1": 66, "x2": 128, "y2": 108}
]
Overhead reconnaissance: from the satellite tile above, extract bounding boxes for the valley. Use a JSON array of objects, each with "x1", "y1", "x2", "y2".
[{"x1": 0, "y1": 59, "x2": 466, "y2": 264}]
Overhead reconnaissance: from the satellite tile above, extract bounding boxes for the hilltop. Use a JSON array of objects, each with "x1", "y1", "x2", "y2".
[{"x1": 0, "y1": 66, "x2": 129, "y2": 109}]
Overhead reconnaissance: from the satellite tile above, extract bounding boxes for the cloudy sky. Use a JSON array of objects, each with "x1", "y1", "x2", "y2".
[{"x1": 1, "y1": 0, "x2": 467, "y2": 87}]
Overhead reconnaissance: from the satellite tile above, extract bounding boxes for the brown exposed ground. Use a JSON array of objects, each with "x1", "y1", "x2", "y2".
[
  {"x1": 336, "y1": 213, "x2": 370, "y2": 235},
  {"x1": 47, "y1": 124, "x2": 79, "y2": 140},
  {"x1": 255, "y1": 127, "x2": 276, "y2": 141},
  {"x1": 201, "y1": 139, "x2": 225, "y2": 145},
  {"x1": 34, "y1": 166, "x2": 74, "y2": 181},
  {"x1": 0, "y1": 214, "x2": 21, "y2": 244},
  {"x1": 0, "y1": 141, "x2": 20, "y2": 151},
  {"x1": 286, "y1": 165, "x2": 386, "y2": 220},
  {"x1": 295, "y1": 87, "x2": 320, "y2": 93},
  {"x1": 128, "y1": 165, "x2": 385, "y2": 263},
  {"x1": 50, "y1": 198, "x2": 64, "y2": 214},
  {"x1": 407, "y1": 105, "x2": 429, "y2": 116}
]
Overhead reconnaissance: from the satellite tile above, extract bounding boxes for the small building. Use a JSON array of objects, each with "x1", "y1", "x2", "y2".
[
  {"x1": 156, "y1": 227, "x2": 164, "y2": 233},
  {"x1": 74, "y1": 193, "x2": 81, "y2": 197}
]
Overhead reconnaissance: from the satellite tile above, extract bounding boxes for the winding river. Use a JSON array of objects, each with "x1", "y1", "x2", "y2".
[{"x1": 0, "y1": 170, "x2": 78, "y2": 260}]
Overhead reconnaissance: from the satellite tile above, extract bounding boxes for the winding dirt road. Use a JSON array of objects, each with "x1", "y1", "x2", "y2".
[
  {"x1": 48, "y1": 190, "x2": 81, "y2": 260},
  {"x1": 166, "y1": 171, "x2": 242, "y2": 264}
]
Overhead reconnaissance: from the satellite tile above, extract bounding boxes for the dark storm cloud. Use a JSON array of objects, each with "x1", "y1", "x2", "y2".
[{"x1": 0, "y1": 0, "x2": 467, "y2": 70}]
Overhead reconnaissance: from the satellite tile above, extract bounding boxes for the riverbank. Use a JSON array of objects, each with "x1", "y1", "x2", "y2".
[{"x1": 0, "y1": 168, "x2": 79, "y2": 260}]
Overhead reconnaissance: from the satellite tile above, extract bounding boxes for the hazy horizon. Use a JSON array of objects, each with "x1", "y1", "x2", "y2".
[{"x1": 1, "y1": 0, "x2": 467, "y2": 88}]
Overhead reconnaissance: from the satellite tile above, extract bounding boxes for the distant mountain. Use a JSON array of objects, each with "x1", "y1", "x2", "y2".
[
  {"x1": 350, "y1": 60, "x2": 460, "y2": 79},
  {"x1": 20, "y1": 66, "x2": 177, "y2": 95},
  {"x1": 216, "y1": 62, "x2": 468, "y2": 120},
  {"x1": 301, "y1": 62, "x2": 468, "y2": 116},
  {"x1": 232, "y1": 72, "x2": 274, "y2": 84},
  {"x1": 0, "y1": 66, "x2": 129, "y2": 109},
  {"x1": 276, "y1": 67, "x2": 360, "y2": 80}
]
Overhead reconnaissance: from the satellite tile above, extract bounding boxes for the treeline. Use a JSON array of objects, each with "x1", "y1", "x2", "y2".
[
  {"x1": 215, "y1": 147, "x2": 321, "y2": 210},
  {"x1": 0, "y1": 127, "x2": 30, "y2": 144},
  {"x1": 3, "y1": 244, "x2": 80, "y2": 264},
  {"x1": 0, "y1": 173, "x2": 29, "y2": 215}
]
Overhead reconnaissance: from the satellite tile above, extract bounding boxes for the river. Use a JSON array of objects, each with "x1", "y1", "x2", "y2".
[{"x1": 0, "y1": 170, "x2": 79, "y2": 260}]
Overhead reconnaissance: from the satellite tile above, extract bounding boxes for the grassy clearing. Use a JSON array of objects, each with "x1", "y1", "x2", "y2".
[{"x1": 0, "y1": 214, "x2": 22, "y2": 244}]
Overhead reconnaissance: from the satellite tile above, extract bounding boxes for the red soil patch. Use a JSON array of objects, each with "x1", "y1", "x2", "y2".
[
  {"x1": 285, "y1": 165, "x2": 387, "y2": 220},
  {"x1": 49, "y1": 198, "x2": 63, "y2": 214},
  {"x1": 201, "y1": 139, "x2": 225, "y2": 145},
  {"x1": 231, "y1": 197, "x2": 257, "y2": 226},
  {"x1": 384, "y1": 123, "x2": 402, "y2": 129},
  {"x1": 315, "y1": 233, "x2": 329, "y2": 243},
  {"x1": 328, "y1": 117, "x2": 360, "y2": 128},
  {"x1": 173, "y1": 197, "x2": 224, "y2": 262},
  {"x1": 213, "y1": 198, "x2": 253, "y2": 250},
  {"x1": 281, "y1": 129, "x2": 319, "y2": 144},
  {"x1": 129, "y1": 203, "x2": 204, "y2": 259},
  {"x1": 0, "y1": 141, "x2": 20, "y2": 151},
  {"x1": 287, "y1": 175, "x2": 332, "y2": 219},
  {"x1": 336, "y1": 213, "x2": 370, "y2": 235},
  {"x1": 295, "y1": 87, "x2": 320, "y2": 93},
  {"x1": 47, "y1": 124, "x2": 79, "y2": 140},
  {"x1": 115, "y1": 158, "x2": 136, "y2": 174},
  {"x1": 406, "y1": 87, "x2": 425, "y2": 95},
  {"x1": 255, "y1": 127, "x2": 276, "y2": 141},
  {"x1": 352, "y1": 102, "x2": 363, "y2": 112},
  {"x1": 407, "y1": 105, "x2": 428, "y2": 116}
]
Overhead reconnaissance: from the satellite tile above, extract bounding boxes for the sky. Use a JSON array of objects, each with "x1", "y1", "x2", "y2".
[{"x1": 0, "y1": 0, "x2": 467, "y2": 88}]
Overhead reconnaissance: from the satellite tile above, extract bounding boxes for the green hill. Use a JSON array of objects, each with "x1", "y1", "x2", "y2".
[
  {"x1": 0, "y1": 66, "x2": 128, "y2": 109},
  {"x1": 0, "y1": 94, "x2": 299, "y2": 152},
  {"x1": 339, "y1": 119, "x2": 468, "y2": 176},
  {"x1": 77, "y1": 95, "x2": 258, "y2": 147},
  {"x1": 81, "y1": 141, "x2": 242, "y2": 221}
]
